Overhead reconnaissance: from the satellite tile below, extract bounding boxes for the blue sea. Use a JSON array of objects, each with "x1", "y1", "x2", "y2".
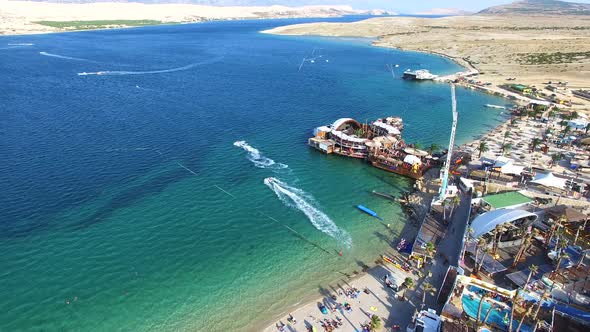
[{"x1": 0, "y1": 17, "x2": 508, "y2": 331}]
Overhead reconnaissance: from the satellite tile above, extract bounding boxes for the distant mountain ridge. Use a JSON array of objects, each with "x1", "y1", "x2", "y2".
[
  {"x1": 479, "y1": 0, "x2": 590, "y2": 15},
  {"x1": 412, "y1": 8, "x2": 473, "y2": 16}
]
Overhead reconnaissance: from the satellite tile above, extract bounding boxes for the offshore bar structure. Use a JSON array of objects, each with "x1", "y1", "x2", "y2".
[
  {"x1": 308, "y1": 85, "x2": 458, "y2": 182},
  {"x1": 308, "y1": 116, "x2": 435, "y2": 180}
]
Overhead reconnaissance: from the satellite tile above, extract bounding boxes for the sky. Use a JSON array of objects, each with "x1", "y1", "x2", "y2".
[
  {"x1": 43, "y1": 1, "x2": 590, "y2": 13},
  {"x1": 216, "y1": 0, "x2": 590, "y2": 12}
]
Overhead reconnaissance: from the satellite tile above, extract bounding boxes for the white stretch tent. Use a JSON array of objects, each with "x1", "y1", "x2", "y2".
[
  {"x1": 531, "y1": 172, "x2": 567, "y2": 189},
  {"x1": 470, "y1": 209, "x2": 538, "y2": 238},
  {"x1": 568, "y1": 118, "x2": 589, "y2": 130},
  {"x1": 492, "y1": 157, "x2": 525, "y2": 175},
  {"x1": 372, "y1": 121, "x2": 401, "y2": 135}
]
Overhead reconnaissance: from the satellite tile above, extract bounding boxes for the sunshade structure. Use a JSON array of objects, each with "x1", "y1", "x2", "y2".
[
  {"x1": 465, "y1": 241, "x2": 507, "y2": 275},
  {"x1": 531, "y1": 172, "x2": 567, "y2": 189},
  {"x1": 506, "y1": 264, "x2": 553, "y2": 287},
  {"x1": 470, "y1": 208, "x2": 537, "y2": 238},
  {"x1": 482, "y1": 191, "x2": 533, "y2": 210},
  {"x1": 545, "y1": 205, "x2": 589, "y2": 223},
  {"x1": 492, "y1": 157, "x2": 525, "y2": 175}
]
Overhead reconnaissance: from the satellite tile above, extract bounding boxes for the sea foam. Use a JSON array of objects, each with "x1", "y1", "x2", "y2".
[
  {"x1": 40, "y1": 51, "x2": 97, "y2": 63},
  {"x1": 233, "y1": 141, "x2": 287, "y2": 170},
  {"x1": 264, "y1": 177, "x2": 352, "y2": 248},
  {"x1": 77, "y1": 56, "x2": 223, "y2": 76}
]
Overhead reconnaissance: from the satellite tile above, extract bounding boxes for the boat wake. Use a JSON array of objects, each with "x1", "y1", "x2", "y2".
[
  {"x1": 0, "y1": 43, "x2": 34, "y2": 50},
  {"x1": 77, "y1": 56, "x2": 223, "y2": 76},
  {"x1": 264, "y1": 177, "x2": 352, "y2": 248},
  {"x1": 40, "y1": 51, "x2": 98, "y2": 63},
  {"x1": 233, "y1": 141, "x2": 288, "y2": 170}
]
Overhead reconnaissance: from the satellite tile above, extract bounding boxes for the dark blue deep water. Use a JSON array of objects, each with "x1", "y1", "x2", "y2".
[{"x1": 0, "y1": 17, "x2": 507, "y2": 331}]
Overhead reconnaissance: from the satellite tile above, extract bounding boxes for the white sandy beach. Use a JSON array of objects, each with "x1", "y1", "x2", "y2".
[
  {"x1": 261, "y1": 264, "x2": 417, "y2": 332},
  {"x1": 0, "y1": 1, "x2": 369, "y2": 35}
]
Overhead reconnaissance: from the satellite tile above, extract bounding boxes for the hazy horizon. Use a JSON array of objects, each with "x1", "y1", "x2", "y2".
[{"x1": 24, "y1": 0, "x2": 590, "y2": 12}]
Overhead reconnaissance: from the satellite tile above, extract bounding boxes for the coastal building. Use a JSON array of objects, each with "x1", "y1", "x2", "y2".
[{"x1": 511, "y1": 84, "x2": 533, "y2": 95}]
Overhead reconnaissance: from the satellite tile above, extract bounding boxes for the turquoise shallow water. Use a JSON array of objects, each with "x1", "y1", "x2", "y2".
[{"x1": 0, "y1": 17, "x2": 508, "y2": 331}]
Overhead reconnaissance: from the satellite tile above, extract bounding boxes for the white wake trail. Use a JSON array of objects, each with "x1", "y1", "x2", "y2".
[
  {"x1": 264, "y1": 177, "x2": 352, "y2": 248},
  {"x1": 233, "y1": 141, "x2": 288, "y2": 170},
  {"x1": 40, "y1": 51, "x2": 98, "y2": 63},
  {"x1": 77, "y1": 56, "x2": 223, "y2": 76}
]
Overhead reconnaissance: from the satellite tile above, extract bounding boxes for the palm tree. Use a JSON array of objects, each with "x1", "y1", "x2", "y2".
[
  {"x1": 550, "y1": 153, "x2": 561, "y2": 168},
  {"x1": 482, "y1": 302, "x2": 497, "y2": 327},
  {"x1": 559, "y1": 119, "x2": 568, "y2": 128},
  {"x1": 492, "y1": 224, "x2": 505, "y2": 256},
  {"x1": 546, "y1": 216, "x2": 565, "y2": 247},
  {"x1": 563, "y1": 125, "x2": 571, "y2": 136},
  {"x1": 515, "y1": 305, "x2": 532, "y2": 332},
  {"x1": 476, "y1": 293, "x2": 489, "y2": 326},
  {"x1": 449, "y1": 195, "x2": 461, "y2": 219},
  {"x1": 503, "y1": 131, "x2": 512, "y2": 145},
  {"x1": 530, "y1": 138, "x2": 542, "y2": 152},
  {"x1": 512, "y1": 232, "x2": 532, "y2": 268},
  {"x1": 403, "y1": 277, "x2": 414, "y2": 289},
  {"x1": 525, "y1": 264, "x2": 539, "y2": 290},
  {"x1": 442, "y1": 199, "x2": 448, "y2": 220},
  {"x1": 428, "y1": 143, "x2": 441, "y2": 154},
  {"x1": 476, "y1": 247, "x2": 489, "y2": 274},
  {"x1": 502, "y1": 143, "x2": 513, "y2": 155},
  {"x1": 474, "y1": 237, "x2": 487, "y2": 272},
  {"x1": 370, "y1": 314, "x2": 381, "y2": 331},
  {"x1": 553, "y1": 251, "x2": 569, "y2": 278},
  {"x1": 571, "y1": 111, "x2": 579, "y2": 119},
  {"x1": 532, "y1": 290, "x2": 548, "y2": 321},
  {"x1": 425, "y1": 242, "x2": 436, "y2": 259},
  {"x1": 574, "y1": 225, "x2": 583, "y2": 245},
  {"x1": 508, "y1": 293, "x2": 521, "y2": 332},
  {"x1": 585, "y1": 123, "x2": 590, "y2": 134},
  {"x1": 421, "y1": 282, "x2": 434, "y2": 309},
  {"x1": 478, "y1": 141, "x2": 489, "y2": 158}
]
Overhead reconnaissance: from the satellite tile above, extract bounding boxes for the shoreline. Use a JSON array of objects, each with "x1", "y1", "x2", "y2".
[
  {"x1": 259, "y1": 27, "x2": 522, "y2": 332},
  {"x1": 0, "y1": 1, "x2": 386, "y2": 36}
]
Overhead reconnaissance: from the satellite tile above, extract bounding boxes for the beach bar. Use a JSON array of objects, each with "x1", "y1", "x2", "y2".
[{"x1": 308, "y1": 116, "x2": 434, "y2": 179}]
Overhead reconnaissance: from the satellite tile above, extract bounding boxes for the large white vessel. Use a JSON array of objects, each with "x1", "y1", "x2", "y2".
[{"x1": 403, "y1": 69, "x2": 438, "y2": 80}]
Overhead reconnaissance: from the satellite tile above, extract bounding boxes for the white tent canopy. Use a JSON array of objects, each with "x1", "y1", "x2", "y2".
[
  {"x1": 531, "y1": 172, "x2": 567, "y2": 189},
  {"x1": 470, "y1": 209, "x2": 537, "y2": 239},
  {"x1": 568, "y1": 118, "x2": 589, "y2": 130},
  {"x1": 403, "y1": 154, "x2": 422, "y2": 165},
  {"x1": 372, "y1": 121, "x2": 401, "y2": 135},
  {"x1": 491, "y1": 157, "x2": 525, "y2": 175}
]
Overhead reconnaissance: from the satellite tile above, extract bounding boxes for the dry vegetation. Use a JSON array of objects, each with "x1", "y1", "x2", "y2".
[{"x1": 264, "y1": 15, "x2": 590, "y2": 90}]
